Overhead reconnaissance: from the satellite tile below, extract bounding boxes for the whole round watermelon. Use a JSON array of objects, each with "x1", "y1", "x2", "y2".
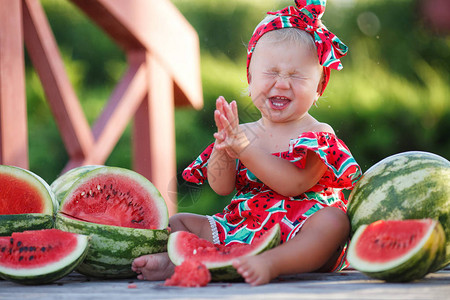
[{"x1": 347, "y1": 151, "x2": 450, "y2": 270}]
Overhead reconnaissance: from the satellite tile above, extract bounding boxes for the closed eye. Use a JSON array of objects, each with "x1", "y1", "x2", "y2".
[{"x1": 263, "y1": 71, "x2": 278, "y2": 77}]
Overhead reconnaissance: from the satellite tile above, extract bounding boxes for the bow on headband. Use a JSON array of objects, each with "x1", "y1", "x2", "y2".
[{"x1": 246, "y1": 0, "x2": 348, "y2": 95}]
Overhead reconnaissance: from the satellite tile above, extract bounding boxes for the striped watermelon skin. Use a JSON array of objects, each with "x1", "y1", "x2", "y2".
[
  {"x1": 55, "y1": 213, "x2": 169, "y2": 278},
  {"x1": 0, "y1": 214, "x2": 53, "y2": 236},
  {"x1": 347, "y1": 219, "x2": 445, "y2": 282},
  {"x1": 347, "y1": 151, "x2": 450, "y2": 269}
]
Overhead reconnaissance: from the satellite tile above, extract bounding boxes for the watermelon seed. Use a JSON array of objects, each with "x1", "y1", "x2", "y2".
[
  {"x1": 1, "y1": 247, "x2": 5, "y2": 252},
  {"x1": 18, "y1": 256, "x2": 24, "y2": 262},
  {"x1": 9, "y1": 238, "x2": 13, "y2": 244},
  {"x1": 193, "y1": 249, "x2": 197, "y2": 255},
  {"x1": 40, "y1": 247, "x2": 46, "y2": 252},
  {"x1": 29, "y1": 255, "x2": 34, "y2": 261},
  {"x1": 97, "y1": 185, "x2": 101, "y2": 191},
  {"x1": 17, "y1": 241, "x2": 22, "y2": 247},
  {"x1": 106, "y1": 195, "x2": 111, "y2": 200}
]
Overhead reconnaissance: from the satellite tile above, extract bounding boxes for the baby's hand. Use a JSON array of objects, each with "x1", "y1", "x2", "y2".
[{"x1": 213, "y1": 97, "x2": 249, "y2": 158}]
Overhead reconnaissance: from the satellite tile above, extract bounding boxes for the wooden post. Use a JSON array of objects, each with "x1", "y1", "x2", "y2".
[
  {"x1": 0, "y1": 0, "x2": 28, "y2": 168},
  {"x1": 22, "y1": 0, "x2": 94, "y2": 162},
  {"x1": 133, "y1": 53, "x2": 177, "y2": 216}
]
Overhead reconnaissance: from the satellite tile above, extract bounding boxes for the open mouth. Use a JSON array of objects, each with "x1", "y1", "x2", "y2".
[{"x1": 268, "y1": 96, "x2": 290, "y2": 110}]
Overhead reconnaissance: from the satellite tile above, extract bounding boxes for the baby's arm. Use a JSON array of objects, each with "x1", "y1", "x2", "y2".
[
  {"x1": 206, "y1": 97, "x2": 238, "y2": 196},
  {"x1": 240, "y1": 145, "x2": 327, "y2": 197}
]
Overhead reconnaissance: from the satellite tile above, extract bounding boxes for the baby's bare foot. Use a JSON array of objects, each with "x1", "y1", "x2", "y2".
[
  {"x1": 232, "y1": 255, "x2": 273, "y2": 286},
  {"x1": 131, "y1": 252, "x2": 174, "y2": 281}
]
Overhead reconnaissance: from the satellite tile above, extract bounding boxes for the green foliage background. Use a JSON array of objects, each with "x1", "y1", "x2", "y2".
[{"x1": 28, "y1": 0, "x2": 449, "y2": 214}]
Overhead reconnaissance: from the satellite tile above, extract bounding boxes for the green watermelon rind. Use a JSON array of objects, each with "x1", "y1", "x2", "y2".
[
  {"x1": 56, "y1": 166, "x2": 169, "y2": 229},
  {"x1": 55, "y1": 213, "x2": 169, "y2": 279},
  {"x1": 428, "y1": 221, "x2": 447, "y2": 273},
  {"x1": 0, "y1": 165, "x2": 56, "y2": 214},
  {"x1": 0, "y1": 214, "x2": 54, "y2": 237},
  {"x1": 168, "y1": 224, "x2": 281, "y2": 282},
  {"x1": 347, "y1": 151, "x2": 450, "y2": 269},
  {"x1": 347, "y1": 219, "x2": 445, "y2": 282},
  {"x1": 0, "y1": 233, "x2": 90, "y2": 285}
]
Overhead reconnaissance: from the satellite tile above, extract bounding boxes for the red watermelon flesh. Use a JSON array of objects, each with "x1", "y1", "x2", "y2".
[
  {"x1": 164, "y1": 260, "x2": 211, "y2": 287},
  {"x1": 0, "y1": 173, "x2": 45, "y2": 214},
  {"x1": 0, "y1": 229, "x2": 78, "y2": 269},
  {"x1": 60, "y1": 173, "x2": 162, "y2": 229},
  {"x1": 170, "y1": 228, "x2": 277, "y2": 265},
  {"x1": 355, "y1": 219, "x2": 430, "y2": 263}
]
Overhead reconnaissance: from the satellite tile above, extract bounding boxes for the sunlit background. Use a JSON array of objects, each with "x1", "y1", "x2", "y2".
[{"x1": 28, "y1": 0, "x2": 449, "y2": 214}]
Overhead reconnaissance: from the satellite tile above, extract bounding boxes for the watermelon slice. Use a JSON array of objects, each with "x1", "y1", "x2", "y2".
[
  {"x1": 0, "y1": 229, "x2": 89, "y2": 285},
  {"x1": 0, "y1": 165, "x2": 56, "y2": 236},
  {"x1": 52, "y1": 165, "x2": 170, "y2": 278},
  {"x1": 347, "y1": 219, "x2": 446, "y2": 282},
  {"x1": 168, "y1": 224, "x2": 281, "y2": 281}
]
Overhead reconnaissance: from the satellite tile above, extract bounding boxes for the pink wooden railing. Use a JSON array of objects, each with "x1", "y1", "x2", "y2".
[{"x1": 0, "y1": 0, "x2": 203, "y2": 216}]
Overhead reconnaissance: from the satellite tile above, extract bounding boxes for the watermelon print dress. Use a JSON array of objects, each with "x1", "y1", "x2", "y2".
[{"x1": 182, "y1": 131, "x2": 362, "y2": 270}]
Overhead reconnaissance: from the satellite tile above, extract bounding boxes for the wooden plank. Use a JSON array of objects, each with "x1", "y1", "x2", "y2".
[
  {"x1": 0, "y1": 270, "x2": 450, "y2": 299},
  {"x1": 70, "y1": 0, "x2": 203, "y2": 109},
  {"x1": 133, "y1": 53, "x2": 177, "y2": 216},
  {"x1": 22, "y1": 0, "x2": 94, "y2": 161},
  {"x1": 0, "y1": 0, "x2": 28, "y2": 168}
]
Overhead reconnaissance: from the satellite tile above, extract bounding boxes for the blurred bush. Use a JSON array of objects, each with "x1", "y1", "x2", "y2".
[{"x1": 26, "y1": 0, "x2": 449, "y2": 214}]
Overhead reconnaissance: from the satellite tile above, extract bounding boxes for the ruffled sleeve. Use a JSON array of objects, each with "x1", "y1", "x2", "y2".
[
  {"x1": 182, "y1": 143, "x2": 215, "y2": 184},
  {"x1": 285, "y1": 132, "x2": 362, "y2": 189}
]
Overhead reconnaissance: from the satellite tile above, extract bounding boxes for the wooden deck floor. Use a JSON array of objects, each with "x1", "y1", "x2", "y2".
[{"x1": 0, "y1": 269, "x2": 449, "y2": 299}]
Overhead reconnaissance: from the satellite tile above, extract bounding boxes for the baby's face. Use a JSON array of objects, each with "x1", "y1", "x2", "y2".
[{"x1": 248, "y1": 37, "x2": 323, "y2": 124}]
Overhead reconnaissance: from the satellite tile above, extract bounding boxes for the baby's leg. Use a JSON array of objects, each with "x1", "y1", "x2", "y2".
[
  {"x1": 233, "y1": 207, "x2": 350, "y2": 286},
  {"x1": 132, "y1": 213, "x2": 213, "y2": 281}
]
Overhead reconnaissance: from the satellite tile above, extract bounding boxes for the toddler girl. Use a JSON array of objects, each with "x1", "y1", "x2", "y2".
[{"x1": 132, "y1": 0, "x2": 362, "y2": 286}]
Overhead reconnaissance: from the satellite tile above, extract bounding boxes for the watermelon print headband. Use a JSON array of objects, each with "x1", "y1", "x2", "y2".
[{"x1": 246, "y1": 0, "x2": 348, "y2": 95}]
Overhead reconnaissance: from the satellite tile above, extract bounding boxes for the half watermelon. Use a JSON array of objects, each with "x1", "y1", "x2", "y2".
[
  {"x1": 0, "y1": 165, "x2": 56, "y2": 236},
  {"x1": 168, "y1": 224, "x2": 281, "y2": 281},
  {"x1": 347, "y1": 151, "x2": 450, "y2": 269},
  {"x1": 0, "y1": 229, "x2": 89, "y2": 285},
  {"x1": 53, "y1": 165, "x2": 170, "y2": 278},
  {"x1": 347, "y1": 219, "x2": 445, "y2": 282}
]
